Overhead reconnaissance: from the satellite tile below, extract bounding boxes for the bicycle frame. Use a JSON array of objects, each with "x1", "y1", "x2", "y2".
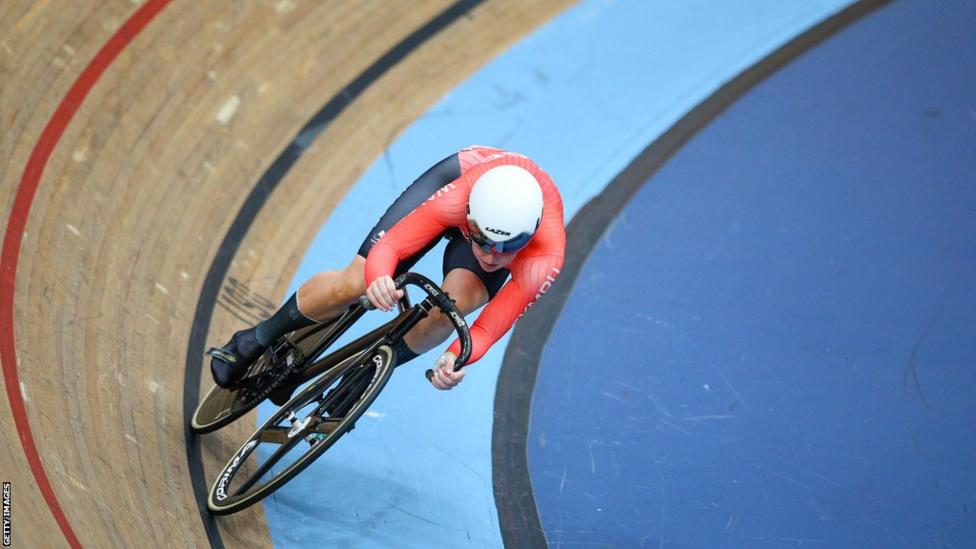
[
  {"x1": 204, "y1": 273, "x2": 473, "y2": 514},
  {"x1": 278, "y1": 271, "x2": 472, "y2": 392},
  {"x1": 277, "y1": 297, "x2": 409, "y2": 391}
]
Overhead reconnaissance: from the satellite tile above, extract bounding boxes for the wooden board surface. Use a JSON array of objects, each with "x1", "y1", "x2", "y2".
[{"x1": 0, "y1": 0, "x2": 573, "y2": 547}]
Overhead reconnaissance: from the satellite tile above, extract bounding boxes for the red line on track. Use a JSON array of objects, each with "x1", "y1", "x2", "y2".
[{"x1": 0, "y1": 1, "x2": 171, "y2": 547}]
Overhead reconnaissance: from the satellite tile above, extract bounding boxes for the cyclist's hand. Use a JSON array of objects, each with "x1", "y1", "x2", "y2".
[
  {"x1": 430, "y1": 352, "x2": 464, "y2": 390},
  {"x1": 366, "y1": 275, "x2": 404, "y2": 311}
]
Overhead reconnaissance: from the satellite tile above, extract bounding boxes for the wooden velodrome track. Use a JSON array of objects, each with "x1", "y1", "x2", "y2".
[{"x1": 0, "y1": 1, "x2": 573, "y2": 547}]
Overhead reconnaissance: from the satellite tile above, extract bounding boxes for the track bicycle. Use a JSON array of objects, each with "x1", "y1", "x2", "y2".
[{"x1": 194, "y1": 273, "x2": 471, "y2": 514}]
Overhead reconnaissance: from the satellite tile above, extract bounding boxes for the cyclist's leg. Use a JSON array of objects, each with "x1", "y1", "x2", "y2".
[{"x1": 401, "y1": 233, "x2": 509, "y2": 357}]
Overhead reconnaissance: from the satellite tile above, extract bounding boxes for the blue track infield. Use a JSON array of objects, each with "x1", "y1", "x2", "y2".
[{"x1": 532, "y1": 1, "x2": 976, "y2": 547}]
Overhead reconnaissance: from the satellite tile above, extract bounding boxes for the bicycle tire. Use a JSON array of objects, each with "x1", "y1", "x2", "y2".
[{"x1": 207, "y1": 344, "x2": 396, "y2": 515}]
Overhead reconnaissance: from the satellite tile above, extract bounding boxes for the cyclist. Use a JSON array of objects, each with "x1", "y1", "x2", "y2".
[{"x1": 209, "y1": 145, "x2": 566, "y2": 392}]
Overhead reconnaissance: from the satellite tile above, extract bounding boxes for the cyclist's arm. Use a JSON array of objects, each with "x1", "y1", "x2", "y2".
[
  {"x1": 364, "y1": 195, "x2": 461, "y2": 285},
  {"x1": 447, "y1": 253, "x2": 563, "y2": 364}
]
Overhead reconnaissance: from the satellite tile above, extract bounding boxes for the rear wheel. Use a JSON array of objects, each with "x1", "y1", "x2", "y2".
[
  {"x1": 191, "y1": 322, "x2": 333, "y2": 433},
  {"x1": 206, "y1": 345, "x2": 395, "y2": 515}
]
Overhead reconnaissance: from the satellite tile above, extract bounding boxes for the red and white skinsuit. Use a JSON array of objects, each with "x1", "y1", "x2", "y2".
[{"x1": 364, "y1": 146, "x2": 567, "y2": 364}]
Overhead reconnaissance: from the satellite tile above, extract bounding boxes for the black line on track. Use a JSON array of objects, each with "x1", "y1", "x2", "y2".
[
  {"x1": 182, "y1": 2, "x2": 483, "y2": 546},
  {"x1": 491, "y1": 2, "x2": 892, "y2": 547}
]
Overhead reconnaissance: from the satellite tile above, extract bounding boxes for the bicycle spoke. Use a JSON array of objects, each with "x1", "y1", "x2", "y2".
[
  {"x1": 233, "y1": 435, "x2": 303, "y2": 496},
  {"x1": 257, "y1": 426, "x2": 290, "y2": 445},
  {"x1": 309, "y1": 417, "x2": 342, "y2": 435},
  {"x1": 255, "y1": 417, "x2": 339, "y2": 445}
]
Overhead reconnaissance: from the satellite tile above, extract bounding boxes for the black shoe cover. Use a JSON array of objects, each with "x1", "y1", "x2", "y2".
[{"x1": 209, "y1": 327, "x2": 267, "y2": 388}]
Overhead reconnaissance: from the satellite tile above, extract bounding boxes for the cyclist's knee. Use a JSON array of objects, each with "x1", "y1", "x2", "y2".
[
  {"x1": 318, "y1": 257, "x2": 365, "y2": 302},
  {"x1": 297, "y1": 257, "x2": 366, "y2": 317},
  {"x1": 429, "y1": 313, "x2": 457, "y2": 339},
  {"x1": 441, "y1": 268, "x2": 489, "y2": 315},
  {"x1": 407, "y1": 269, "x2": 487, "y2": 348},
  {"x1": 407, "y1": 315, "x2": 454, "y2": 353},
  {"x1": 339, "y1": 256, "x2": 367, "y2": 301},
  {"x1": 409, "y1": 296, "x2": 465, "y2": 344}
]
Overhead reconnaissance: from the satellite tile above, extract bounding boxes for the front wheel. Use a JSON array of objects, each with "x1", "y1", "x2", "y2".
[{"x1": 206, "y1": 345, "x2": 395, "y2": 515}]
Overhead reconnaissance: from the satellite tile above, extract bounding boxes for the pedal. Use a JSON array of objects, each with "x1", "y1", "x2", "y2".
[{"x1": 206, "y1": 347, "x2": 238, "y2": 364}]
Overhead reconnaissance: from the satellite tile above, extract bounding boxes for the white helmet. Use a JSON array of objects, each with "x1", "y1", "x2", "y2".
[{"x1": 466, "y1": 165, "x2": 544, "y2": 254}]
